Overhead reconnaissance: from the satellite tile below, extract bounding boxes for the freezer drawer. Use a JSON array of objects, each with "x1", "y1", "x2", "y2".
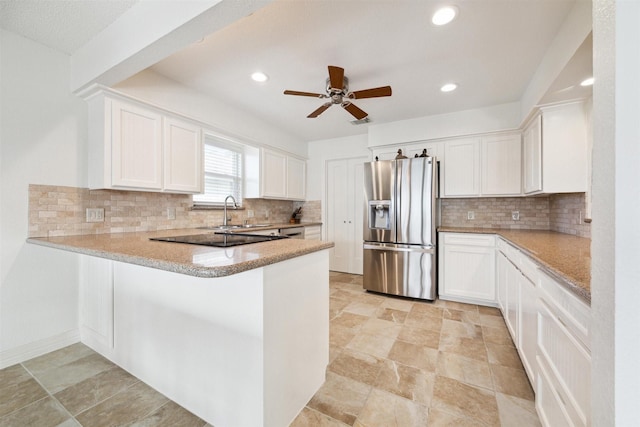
[{"x1": 363, "y1": 243, "x2": 436, "y2": 300}]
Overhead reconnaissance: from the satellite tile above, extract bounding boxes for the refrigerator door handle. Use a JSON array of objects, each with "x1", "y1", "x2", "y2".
[{"x1": 364, "y1": 243, "x2": 435, "y2": 254}]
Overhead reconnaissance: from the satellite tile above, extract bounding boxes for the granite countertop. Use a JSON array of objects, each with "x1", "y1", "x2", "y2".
[
  {"x1": 438, "y1": 227, "x2": 591, "y2": 303},
  {"x1": 27, "y1": 228, "x2": 333, "y2": 278}
]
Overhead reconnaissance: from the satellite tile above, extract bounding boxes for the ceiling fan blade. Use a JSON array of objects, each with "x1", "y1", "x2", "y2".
[
  {"x1": 328, "y1": 66, "x2": 345, "y2": 90},
  {"x1": 284, "y1": 90, "x2": 327, "y2": 98},
  {"x1": 350, "y1": 86, "x2": 392, "y2": 99},
  {"x1": 342, "y1": 102, "x2": 368, "y2": 120},
  {"x1": 307, "y1": 103, "x2": 332, "y2": 118}
]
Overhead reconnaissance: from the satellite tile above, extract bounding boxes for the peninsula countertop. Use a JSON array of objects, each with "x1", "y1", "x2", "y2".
[
  {"x1": 439, "y1": 227, "x2": 591, "y2": 303},
  {"x1": 27, "y1": 227, "x2": 333, "y2": 278}
]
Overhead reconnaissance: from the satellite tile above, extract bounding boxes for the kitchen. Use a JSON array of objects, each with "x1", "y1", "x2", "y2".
[{"x1": 0, "y1": 0, "x2": 637, "y2": 426}]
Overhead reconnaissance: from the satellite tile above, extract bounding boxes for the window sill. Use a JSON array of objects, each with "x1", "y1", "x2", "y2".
[{"x1": 190, "y1": 205, "x2": 246, "y2": 211}]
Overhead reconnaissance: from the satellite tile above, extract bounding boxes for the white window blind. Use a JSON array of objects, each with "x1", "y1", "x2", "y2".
[{"x1": 193, "y1": 136, "x2": 243, "y2": 206}]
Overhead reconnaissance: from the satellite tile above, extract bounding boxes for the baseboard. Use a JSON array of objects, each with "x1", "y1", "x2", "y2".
[{"x1": 0, "y1": 329, "x2": 80, "y2": 369}]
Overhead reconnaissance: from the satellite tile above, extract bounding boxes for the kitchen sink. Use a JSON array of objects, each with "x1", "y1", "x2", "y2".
[{"x1": 198, "y1": 224, "x2": 272, "y2": 230}]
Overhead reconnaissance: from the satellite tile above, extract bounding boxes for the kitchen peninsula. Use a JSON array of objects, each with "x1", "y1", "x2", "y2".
[{"x1": 28, "y1": 229, "x2": 334, "y2": 427}]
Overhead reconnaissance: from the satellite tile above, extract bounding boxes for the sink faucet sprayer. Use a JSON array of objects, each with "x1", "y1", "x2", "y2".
[{"x1": 223, "y1": 195, "x2": 238, "y2": 227}]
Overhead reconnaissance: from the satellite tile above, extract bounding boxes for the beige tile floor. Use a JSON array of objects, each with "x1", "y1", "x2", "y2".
[
  {"x1": 0, "y1": 272, "x2": 541, "y2": 426},
  {"x1": 289, "y1": 272, "x2": 541, "y2": 426}
]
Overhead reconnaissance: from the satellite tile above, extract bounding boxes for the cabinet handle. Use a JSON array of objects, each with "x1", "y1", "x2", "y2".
[
  {"x1": 557, "y1": 316, "x2": 568, "y2": 329},
  {"x1": 555, "y1": 386, "x2": 567, "y2": 407}
]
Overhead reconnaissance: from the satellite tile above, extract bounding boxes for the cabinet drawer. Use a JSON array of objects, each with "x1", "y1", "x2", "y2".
[
  {"x1": 496, "y1": 237, "x2": 509, "y2": 253},
  {"x1": 538, "y1": 301, "x2": 591, "y2": 426},
  {"x1": 538, "y1": 271, "x2": 590, "y2": 349},
  {"x1": 442, "y1": 233, "x2": 495, "y2": 247},
  {"x1": 518, "y1": 252, "x2": 539, "y2": 283},
  {"x1": 536, "y1": 356, "x2": 576, "y2": 427}
]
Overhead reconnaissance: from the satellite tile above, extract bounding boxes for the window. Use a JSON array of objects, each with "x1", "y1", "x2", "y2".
[{"x1": 193, "y1": 135, "x2": 243, "y2": 207}]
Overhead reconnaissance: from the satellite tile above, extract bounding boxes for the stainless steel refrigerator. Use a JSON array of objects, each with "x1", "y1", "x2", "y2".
[{"x1": 363, "y1": 156, "x2": 437, "y2": 300}]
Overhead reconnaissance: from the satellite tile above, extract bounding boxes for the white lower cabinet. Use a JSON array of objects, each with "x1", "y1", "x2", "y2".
[
  {"x1": 494, "y1": 237, "x2": 590, "y2": 427},
  {"x1": 439, "y1": 233, "x2": 496, "y2": 305},
  {"x1": 304, "y1": 225, "x2": 322, "y2": 240},
  {"x1": 536, "y1": 271, "x2": 591, "y2": 427}
]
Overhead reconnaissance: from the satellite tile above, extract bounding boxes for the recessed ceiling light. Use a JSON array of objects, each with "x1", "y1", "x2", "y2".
[
  {"x1": 251, "y1": 72, "x2": 268, "y2": 82},
  {"x1": 441, "y1": 83, "x2": 458, "y2": 92},
  {"x1": 432, "y1": 6, "x2": 458, "y2": 26},
  {"x1": 580, "y1": 77, "x2": 594, "y2": 86}
]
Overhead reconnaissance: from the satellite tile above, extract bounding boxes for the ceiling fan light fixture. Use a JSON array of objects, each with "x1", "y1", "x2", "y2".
[
  {"x1": 441, "y1": 83, "x2": 458, "y2": 92},
  {"x1": 580, "y1": 77, "x2": 594, "y2": 86},
  {"x1": 251, "y1": 72, "x2": 268, "y2": 82},
  {"x1": 432, "y1": 6, "x2": 458, "y2": 26}
]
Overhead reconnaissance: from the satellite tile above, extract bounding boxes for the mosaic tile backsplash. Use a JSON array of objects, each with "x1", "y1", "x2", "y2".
[{"x1": 28, "y1": 184, "x2": 321, "y2": 238}]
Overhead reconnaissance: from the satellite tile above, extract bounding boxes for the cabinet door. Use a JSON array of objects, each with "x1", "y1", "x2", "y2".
[
  {"x1": 538, "y1": 300, "x2": 591, "y2": 426},
  {"x1": 496, "y1": 252, "x2": 508, "y2": 314},
  {"x1": 505, "y1": 260, "x2": 520, "y2": 342},
  {"x1": 111, "y1": 99, "x2": 163, "y2": 190},
  {"x1": 523, "y1": 115, "x2": 542, "y2": 194},
  {"x1": 163, "y1": 117, "x2": 202, "y2": 193},
  {"x1": 519, "y1": 273, "x2": 537, "y2": 388},
  {"x1": 441, "y1": 244, "x2": 496, "y2": 302},
  {"x1": 80, "y1": 256, "x2": 114, "y2": 354},
  {"x1": 442, "y1": 138, "x2": 481, "y2": 197},
  {"x1": 481, "y1": 134, "x2": 522, "y2": 195},
  {"x1": 286, "y1": 157, "x2": 306, "y2": 200},
  {"x1": 261, "y1": 149, "x2": 287, "y2": 198}
]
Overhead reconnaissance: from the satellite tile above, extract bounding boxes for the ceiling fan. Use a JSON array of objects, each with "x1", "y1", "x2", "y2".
[{"x1": 284, "y1": 65, "x2": 392, "y2": 120}]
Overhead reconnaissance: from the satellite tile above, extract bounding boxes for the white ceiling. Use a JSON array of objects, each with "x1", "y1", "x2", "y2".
[
  {"x1": 0, "y1": 0, "x2": 592, "y2": 142},
  {"x1": 0, "y1": 0, "x2": 137, "y2": 55}
]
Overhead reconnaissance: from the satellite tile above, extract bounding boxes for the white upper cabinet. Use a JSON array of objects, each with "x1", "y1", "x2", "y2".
[
  {"x1": 442, "y1": 138, "x2": 482, "y2": 197},
  {"x1": 523, "y1": 101, "x2": 589, "y2": 194},
  {"x1": 523, "y1": 115, "x2": 542, "y2": 193},
  {"x1": 246, "y1": 148, "x2": 306, "y2": 201},
  {"x1": 286, "y1": 156, "x2": 306, "y2": 200},
  {"x1": 261, "y1": 149, "x2": 287, "y2": 199},
  {"x1": 163, "y1": 117, "x2": 203, "y2": 193},
  {"x1": 481, "y1": 134, "x2": 522, "y2": 196},
  {"x1": 87, "y1": 91, "x2": 203, "y2": 194},
  {"x1": 110, "y1": 99, "x2": 163, "y2": 190},
  {"x1": 441, "y1": 132, "x2": 521, "y2": 198}
]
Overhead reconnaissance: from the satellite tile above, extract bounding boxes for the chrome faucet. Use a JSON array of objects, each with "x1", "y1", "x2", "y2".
[{"x1": 223, "y1": 195, "x2": 238, "y2": 227}]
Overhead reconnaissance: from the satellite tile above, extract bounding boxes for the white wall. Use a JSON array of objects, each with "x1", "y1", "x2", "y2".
[
  {"x1": 114, "y1": 70, "x2": 307, "y2": 158},
  {"x1": 0, "y1": 30, "x2": 86, "y2": 366},
  {"x1": 367, "y1": 102, "x2": 521, "y2": 147},
  {"x1": 520, "y1": 0, "x2": 592, "y2": 121},
  {"x1": 591, "y1": 0, "x2": 640, "y2": 424},
  {"x1": 307, "y1": 134, "x2": 370, "y2": 203}
]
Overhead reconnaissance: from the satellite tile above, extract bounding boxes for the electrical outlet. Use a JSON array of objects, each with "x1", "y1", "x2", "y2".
[
  {"x1": 467, "y1": 211, "x2": 475, "y2": 220},
  {"x1": 167, "y1": 207, "x2": 176, "y2": 220},
  {"x1": 512, "y1": 211, "x2": 520, "y2": 221},
  {"x1": 86, "y1": 208, "x2": 104, "y2": 223},
  {"x1": 247, "y1": 210, "x2": 254, "y2": 218},
  {"x1": 265, "y1": 209, "x2": 270, "y2": 219}
]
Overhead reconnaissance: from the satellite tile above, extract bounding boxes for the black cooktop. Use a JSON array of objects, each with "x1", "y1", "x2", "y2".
[{"x1": 150, "y1": 232, "x2": 288, "y2": 248}]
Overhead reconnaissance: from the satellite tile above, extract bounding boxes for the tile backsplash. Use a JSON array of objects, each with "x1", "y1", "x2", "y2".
[
  {"x1": 29, "y1": 184, "x2": 590, "y2": 239},
  {"x1": 441, "y1": 193, "x2": 590, "y2": 238},
  {"x1": 29, "y1": 184, "x2": 321, "y2": 238}
]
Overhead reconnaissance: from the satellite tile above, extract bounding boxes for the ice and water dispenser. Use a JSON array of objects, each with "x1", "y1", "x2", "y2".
[{"x1": 368, "y1": 200, "x2": 391, "y2": 230}]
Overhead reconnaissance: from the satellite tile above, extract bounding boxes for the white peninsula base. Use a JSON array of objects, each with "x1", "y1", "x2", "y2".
[{"x1": 80, "y1": 250, "x2": 330, "y2": 427}]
